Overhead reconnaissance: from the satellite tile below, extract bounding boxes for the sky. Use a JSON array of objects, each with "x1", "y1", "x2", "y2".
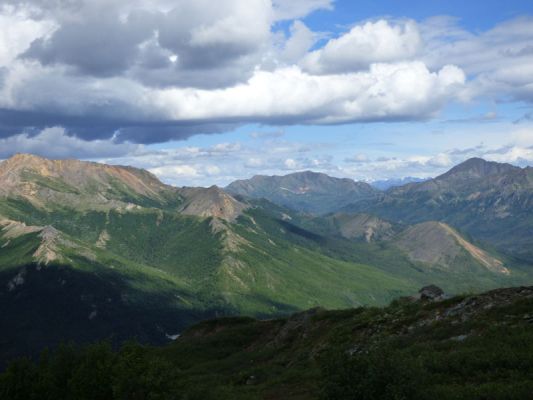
[{"x1": 1, "y1": 0, "x2": 533, "y2": 186}]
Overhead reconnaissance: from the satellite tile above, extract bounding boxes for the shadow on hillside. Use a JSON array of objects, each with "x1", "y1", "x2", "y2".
[
  {"x1": 0, "y1": 262, "x2": 304, "y2": 369},
  {"x1": 0, "y1": 263, "x2": 220, "y2": 367}
]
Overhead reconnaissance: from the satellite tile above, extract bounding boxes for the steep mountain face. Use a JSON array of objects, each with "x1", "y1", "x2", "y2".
[
  {"x1": 0, "y1": 215, "x2": 219, "y2": 364},
  {"x1": 0, "y1": 154, "x2": 530, "y2": 364},
  {"x1": 0, "y1": 155, "x2": 248, "y2": 361},
  {"x1": 321, "y1": 213, "x2": 399, "y2": 242},
  {"x1": 387, "y1": 157, "x2": 527, "y2": 200},
  {"x1": 0, "y1": 153, "x2": 249, "y2": 221},
  {"x1": 302, "y1": 213, "x2": 510, "y2": 275},
  {"x1": 0, "y1": 219, "x2": 74, "y2": 265},
  {"x1": 0, "y1": 153, "x2": 173, "y2": 210},
  {"x1": 178, "y1": 186, "x2": 248, "y2": 221},
  {"x1": 226, "y1": 171, "x2": 380, "y2": 214},
  {"x1": 346, "y1": 158, "x2": 533, "y2": 263},
  {"x1": 392, "y1": 221, "x2": 509, "y2": 274}
]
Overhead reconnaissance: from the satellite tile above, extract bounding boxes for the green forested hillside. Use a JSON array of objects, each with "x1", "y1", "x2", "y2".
[{"x1": 1, "y1": 154, "x2": 531, "y2": 365}]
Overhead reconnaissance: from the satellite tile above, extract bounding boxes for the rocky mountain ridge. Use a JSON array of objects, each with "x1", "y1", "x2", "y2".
[
  {"x1": 228, "y1": 157, "x2": 532, "y2": 264},
  {"x1": 350, "y1": 158, "x2": 533, "y2": 263},
  {"x1": 393, "y1": 221, "x2": 509, "y2": 274},
  {"x1": 226, "y1": 170, "x2": 380, "y2": 214},
  {"x1": 0, "y1": 153, "x2": 248, "y2": 221}
]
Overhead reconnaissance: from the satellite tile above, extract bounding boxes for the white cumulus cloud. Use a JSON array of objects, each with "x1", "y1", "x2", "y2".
[
  {"x1": 155, "y1": 62, "x2": 465, "y2": 125},
  {"x1": 302, "y1": 19, "x2": 422, "y2": 74}
]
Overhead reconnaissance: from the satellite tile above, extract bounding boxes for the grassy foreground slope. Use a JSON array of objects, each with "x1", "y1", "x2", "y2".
[{"x1": 2, "y1": 286, "x2": 532, "y2": 399}]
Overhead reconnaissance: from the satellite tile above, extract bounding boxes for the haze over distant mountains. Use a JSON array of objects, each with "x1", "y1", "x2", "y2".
[
  {"x1": 226, "y1": 171, "x2": 380, "y2": 214},
  {"x1": 369, "y1": 176, "x2": 428, "y2": 190},
  {"x1": 0, "y1": 154, "x2": 532, "y2": 363},
  {"x1": 226, "y1": 172, "x2": 430, "y2": 213}
]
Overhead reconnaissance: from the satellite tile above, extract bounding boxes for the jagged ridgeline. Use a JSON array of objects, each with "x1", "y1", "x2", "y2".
[
  {"x1": 0, "y1": 154, "x2": 532, "y2": 362},
  {"x1": 226, "y1": 158, "x2": 533, "y2": 263}
]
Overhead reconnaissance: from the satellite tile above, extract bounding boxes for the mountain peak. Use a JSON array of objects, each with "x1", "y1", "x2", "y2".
[
  {"x1": 226, "y1": 170, "x2": 379, "y2": 214},
  {"x1": 0, "y1": 153, "x2": 170, "y2": 209},
  {"x1": 0, "y1": 153, "x2": 249, "y2": 222},
  {"x1": 179, "y1": 186, "x2": 248, "y2": 221},
  {"x1": 2, "y1": 153, "x2": 51, "y2": 171},
  {"x1": 451, "y1": 157, "x2": 491, "y2": 171},
  {"x1": 439, "y1": 157, "x2": 517, "y2": 180},
  {"x1": 6, "y1": 153, "x2": 45, "y2": 161}
]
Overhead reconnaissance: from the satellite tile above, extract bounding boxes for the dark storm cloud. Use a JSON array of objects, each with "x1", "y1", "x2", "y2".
[
  {"x1": 131, "y1": 59, "x2": 256, "y2": 90},
  {"x1": 0, "y1": 107, "x2": 238, "y2": 144},
  {"x1": 16, "y1": 0, "x2": 268, "y2": 89},
  {"x1": 2, "y1": 1, "x2": 458, "y2": 145},
  {"x1": 0, "y1": 126, "x2": 140, "y2": 159},
  {"x1": 158, "y1": 23, "x2": 253, "y2": 71},
  {"x1": 113, "y1": 122, "x2": 241, "y2": 144},
  {"x1": 0, "y1": 67, "x2": 7, "y2": 89},
  {"x1": 0, "y1": 108, "x2": 129, "y2": 140},
  {"x1": 156, "y1": 2, "x2": 269, "y2": 70},
  {"x1": 22, "y1": 8, "x2": 156, "y2": 77},
  {"x1": 137, "y1": 41, "x2": 173, "y2": 70}
]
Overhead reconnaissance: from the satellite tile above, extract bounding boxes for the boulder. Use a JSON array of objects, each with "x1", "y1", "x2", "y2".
[{"x1": 419, "y1": 285, "x2": 445, "y2": 301}]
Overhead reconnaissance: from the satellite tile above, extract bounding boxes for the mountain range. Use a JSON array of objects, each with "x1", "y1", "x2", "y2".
[
  {"x1": 230, "y1": 158, "x2": 533, "y2": 264},
  {"x1": 349, "y1": 157, "x2": 533, "y2": 263},
  {"x1": 1, "y1": 153, "x2": 532, "y2": 363},
  {"x1": 226, "y1": 170, "x2": 380, "y2": 214}
]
